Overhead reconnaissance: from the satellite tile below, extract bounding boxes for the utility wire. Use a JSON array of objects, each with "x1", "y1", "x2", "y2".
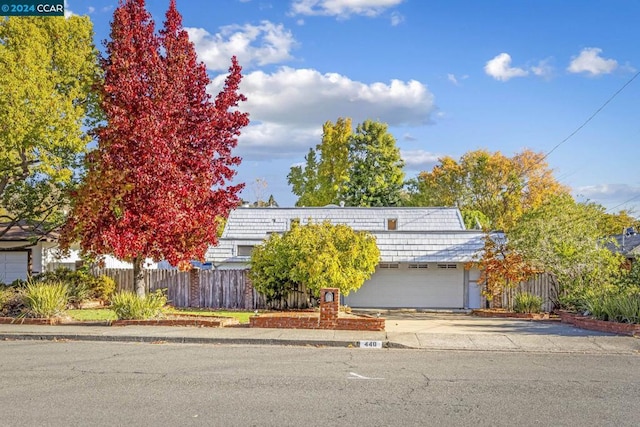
[
  {"x1": 606, "y1": 193, "x2": 640, "y2": 213},
  {"x1": 540, "y1": 70, "x2": 640, "y2": 162}
]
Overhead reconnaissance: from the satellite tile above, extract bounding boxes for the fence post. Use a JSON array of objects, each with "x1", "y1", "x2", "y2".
[
  {"x1": 243, "y1": 271, "x2": 254, "y2": 310},
  {"x1": 189, "y1": 268, "x2": 201, "y2": 307}
]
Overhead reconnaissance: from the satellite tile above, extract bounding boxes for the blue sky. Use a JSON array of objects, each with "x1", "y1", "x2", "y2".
[{"x1": 66, "y1": 0, "x2": 640, "y2": 214}]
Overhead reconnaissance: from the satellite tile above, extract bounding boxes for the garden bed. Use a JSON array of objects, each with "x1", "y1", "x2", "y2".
[{"x1": 471, "y1": 309, "x2": 551, "y2": 320}]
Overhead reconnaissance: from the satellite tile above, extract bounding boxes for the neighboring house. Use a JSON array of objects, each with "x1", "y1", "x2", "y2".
[
  {"x1": 0, "y1": 222, "x2": 57, "y2": 284},
  {"x1": 607, "y1": 227, "x2": 640, "y2": 264},
  {"x1": 45, "y1": 246, "x2": 159, "y2": 271},
  {"x1": 206, "y1": 207, "x2": 486, "y2": 309}
]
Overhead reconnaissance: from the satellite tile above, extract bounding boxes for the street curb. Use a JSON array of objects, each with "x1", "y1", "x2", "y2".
[{"x1": 0, "y1": 333, "x2": 394, "y2": 349}]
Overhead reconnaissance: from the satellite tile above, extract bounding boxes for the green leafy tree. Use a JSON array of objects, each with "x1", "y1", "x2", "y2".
[
  {"x1": 343, "y1": 120, "x2": 405, "y2": 207},
  {"x1": 249, "y1": 221, "x2": 380, "y2": 305},
  {"x1": 0, "y1": 16, "x2": 100, "y2": 240},
  {"x1": 316, "y1": 117, "x2": 352, "y2": 204},
  {"x1": 405, "y1": 149, "x2": 569, "y2": 230},
  {"x1": 509, "y1": 194, "x2": 623, "y2": 309},
  {"x1": 288, "y1": 118, "x2": 404, "y2": 207},
  {"x1": 287, "y1": 148, "x2": 321, "y2": 206},
  {"x1": 288, "y1": 118, "x2": 352, "y2": 206},
  {"x1": 596, "y1": 209, "x2": 640, "y2": 236}
]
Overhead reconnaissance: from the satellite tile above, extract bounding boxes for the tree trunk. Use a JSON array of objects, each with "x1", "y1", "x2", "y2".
[{"x1": 133, "y1": 256, "x2": 145, "y2": 298}]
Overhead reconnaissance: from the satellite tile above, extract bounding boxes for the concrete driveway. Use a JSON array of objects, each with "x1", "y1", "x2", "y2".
[
  {"x1": 357, "y1": 311, "x2": 640, "y2": 353},
  {"x1": 382, "y1": 312, "x2": 603, "y2": 336}
]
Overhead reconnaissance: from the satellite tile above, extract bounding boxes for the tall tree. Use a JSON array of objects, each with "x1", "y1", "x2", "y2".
[
  {"x1": 288, "y1": 118, "x2": 351, "y2": 206},
  {"x1": 288, "y1": 148, "x2": 322, "y2": 206},
  {"x1": 509, "y1": 195, "x2": 623, "y2": 309},
  {"x1": 342, "y1": 120, "x2": 405, "y2": 207},
  {"x1": 405, "y1": 149, "x2": 569, "y2": 230},
  {"x1": 316, "y1": 117, "x2": 352, "y2": 204},
  {"x1": 288, "y1": 118, "x2": 403, "y2": 207},
  {"x1": 61, "y1": 0, "x2": 248, "y2": 297},
  {"x1": 0, "y1": 16, "x2": 100, "y2": 241}
]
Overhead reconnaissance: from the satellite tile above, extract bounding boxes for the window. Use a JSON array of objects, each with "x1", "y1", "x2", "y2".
[
  {"x1": 379, "y1": 263, "x2": 399, "y2": 269},
  {"x1": 408, "y1": 264, "x2": 428, "y2": 269},
  {"x1": 437, "y1": 264, "x2": 458, "y2": 269},
  {"x1": 237, "y1": 245, "x2": 254, "y2": 257},
  {"x1": 387, "y1": 218, "x2": 397, "y2": 230}
]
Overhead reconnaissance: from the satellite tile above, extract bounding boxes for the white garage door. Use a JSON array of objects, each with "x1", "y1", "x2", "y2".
[
  {"x1": 344, "y1": 263, "x2": 464, "y2": 309},
  {"x1": 0, "y1": 252, "x2": 29, "y2": 285}
]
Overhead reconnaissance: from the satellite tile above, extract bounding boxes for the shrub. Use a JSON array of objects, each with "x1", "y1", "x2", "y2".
[
  {"x1": 111, "y1": 290, "x2": 167, "y2": 320},
  {"x1": 66, "y1": 281, "x2": 92, "y2": 307},
  {"x1": 91, "y1": 275, "x2": 116, "y2": 301},
  {"x1": 22, "y1": 281, "x2": 68, "y2": 318},
  {"x1": 586, "y1": 293, "x2": 640, "y2": 324},
  {"x1": 513, "y1": 292, "x2": 543, "y2": 314},
  {"x1": 0, "y1": 286, "x2": 25, "y2": 317},
  {"x1": 34, "y1": 268, "x2": 116, "y2": 303}
]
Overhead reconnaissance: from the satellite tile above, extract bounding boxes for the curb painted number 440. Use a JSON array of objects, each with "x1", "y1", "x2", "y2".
[{"x1": 359, "y1": 340, "x2": 383, "y2": 349}]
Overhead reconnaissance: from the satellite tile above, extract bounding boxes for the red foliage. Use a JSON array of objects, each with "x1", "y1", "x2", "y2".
[
  {"x1": 61, "y1": 0, "x2": 249, "y2": 269},
  {"x1": 468, "y1": 233, "x2": 536, "y2": 306}
]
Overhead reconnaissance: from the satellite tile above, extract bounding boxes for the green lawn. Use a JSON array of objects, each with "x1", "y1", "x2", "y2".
[
  {"x1": 165, "y1": 307, "x2": 255, "y2": 324},
  {"x1": 66, "y1": 307, "x2": 255, "y2": 324},
  {"x1": 67, "y1": 308, "x2": 117, "y2": 321}
]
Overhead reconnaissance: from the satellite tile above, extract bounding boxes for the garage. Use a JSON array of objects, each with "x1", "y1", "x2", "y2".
[
  {"x1": 343, "y1": 263, "x2": 465, "y2": 309},
  {"x1": 0, "y1": 251, "x2": 29, "y2": 284}
]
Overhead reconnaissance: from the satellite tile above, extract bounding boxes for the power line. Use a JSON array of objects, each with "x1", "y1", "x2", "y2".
[
  {"x1": 540, "y1": 70, "x2": 640, "y2": 162},
  {"x1": 606, "y1": 193, "x2": 640, "y2": 213}
]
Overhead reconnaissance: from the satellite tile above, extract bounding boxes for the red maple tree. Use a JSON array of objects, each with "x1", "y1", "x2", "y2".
[
  {"x1": 468, "y1": 233, "x2": 536, "y2": 309},
  {"x1": 61, "y1": 0, "x2": 249, "y2": 296}
]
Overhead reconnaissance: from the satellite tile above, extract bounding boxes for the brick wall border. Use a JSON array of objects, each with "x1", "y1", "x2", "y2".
[
  {"x1": 558, "y1": 312, "x2": 640, "y2": 336},
  {"x1": 249, "y1": 314, "x2": 385, "y2": 331}
]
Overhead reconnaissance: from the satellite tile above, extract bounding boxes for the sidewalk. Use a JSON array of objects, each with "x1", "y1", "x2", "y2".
[{"x1": 1, "y1": 315, "x2": 639, "y2": 354}]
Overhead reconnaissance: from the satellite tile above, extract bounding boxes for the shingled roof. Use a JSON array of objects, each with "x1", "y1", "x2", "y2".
[
  {"x1": 207, "y1": 207, "x2": 485, "y2": 266},
  {"x1": 221, "y1": 207, "x2": 466, "y2": 239}
]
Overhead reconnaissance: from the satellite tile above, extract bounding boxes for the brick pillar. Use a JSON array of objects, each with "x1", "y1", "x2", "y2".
[
  {"x1": 189, "y1": 268, "x2": 201, "y2": 307},
  {"x1": 319, "y1": 288, "x2": 339, "y2": 328}
]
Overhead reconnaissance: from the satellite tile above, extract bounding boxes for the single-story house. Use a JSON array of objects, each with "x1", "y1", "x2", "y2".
[
  {"x1": 0, "y1": 222, "x2": 57, "y2": 284},
  {"x1": 206, "y1": 207, "x2": 486, "y2": 309},
  {"x1": 45, "y1": 246, "x2": 159, "y2": 271},
  {"x1": 0, "y1": 222, "x2": 160, "y2": 284}
]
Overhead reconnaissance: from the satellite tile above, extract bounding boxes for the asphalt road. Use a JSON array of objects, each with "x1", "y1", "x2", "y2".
[{"x1": 1, "y1": 341, "x2": 639, "y2": 426}]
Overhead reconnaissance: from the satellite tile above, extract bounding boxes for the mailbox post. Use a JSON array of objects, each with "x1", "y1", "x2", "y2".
[{"x1": 319, "y1": 288, "x2": 339, "y2": 328}]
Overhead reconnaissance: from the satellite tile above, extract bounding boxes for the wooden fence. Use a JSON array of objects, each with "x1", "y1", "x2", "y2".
[
  {"x1": 500, "y1": 273, "x2": 556, "y2": 312},
  {"x1": 93, "y1": 268, "x2": 314, "y2": 310}
]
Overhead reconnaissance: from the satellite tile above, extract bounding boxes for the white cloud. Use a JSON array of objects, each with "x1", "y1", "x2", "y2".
[
  {"x1": 87, "y1": 6, "x2": 95, "y2": 14},
  {"x1": 208, "y1": 67, "x2": 436, "y2": 159},
  {"x1": 390, "y1": 11, "x2": 404, "y2": 26},
  {"x1": 64, "y1": 0, "x2": 74, "y2": 17},
  {"x1": 447, "y1": 73, "x2": 468, "y2": 85},
  {"x1": 576, "y1": 184, "x2": 640, "y2": 202},
  {"x1": 484, "y1": 53, "x2": 529, "y2": 81},
  {"x1": 531, "y1": 58, "x2": 553, "y2": 78},
  {"x1": 401, "y1": 150, "x2": 440, "y2": 170},
  {"x1": 291, "y1": 0, "x2": 405, "y2": 19},
  {"x1": 186, "y1": 21, "x2": 297, "y2": 71},
  {"x1": 238, "y1": 122, "x2": 322, "y2": 158},
  {"x1": 567, "y1": 47, "x2": 618, "y2": 76}
]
